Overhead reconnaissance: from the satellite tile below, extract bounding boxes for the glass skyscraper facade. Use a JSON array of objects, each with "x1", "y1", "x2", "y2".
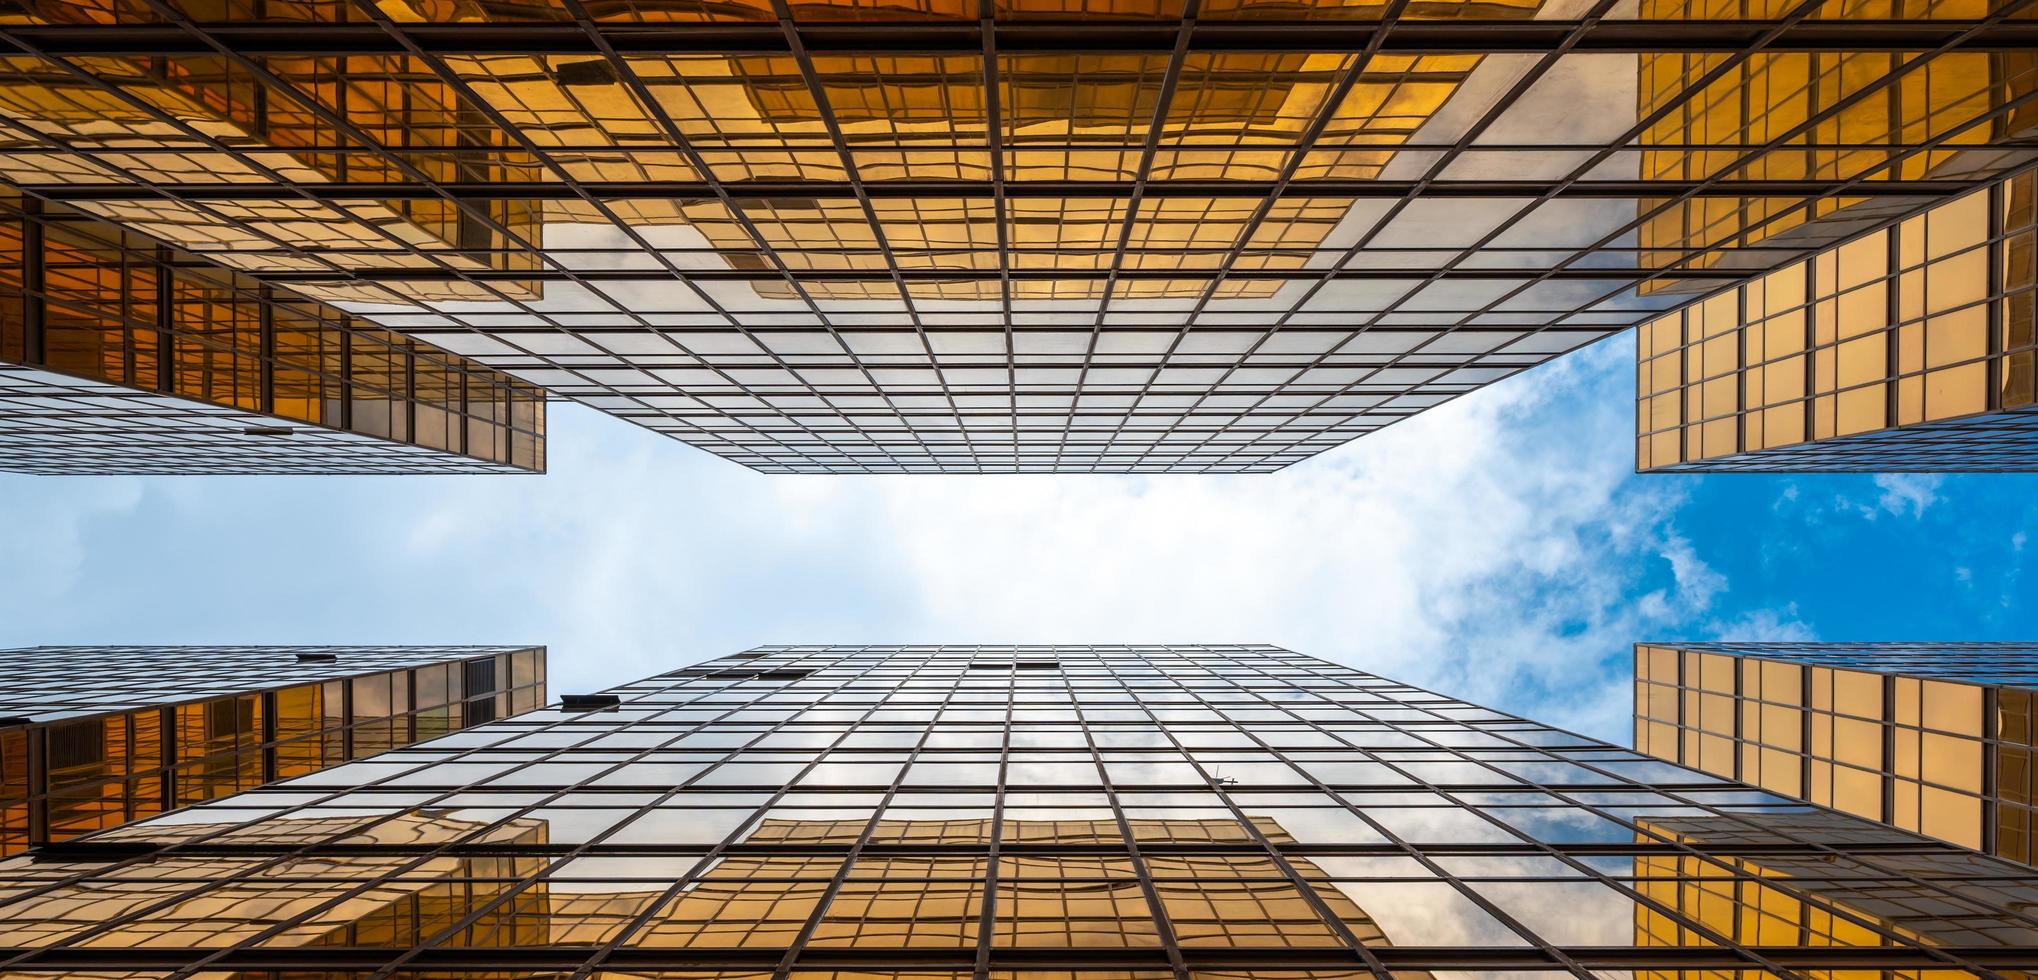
[
  {"x1": 0, "y1": 195, "x2": 548, "y2": 475},
  {"x1": 1638, "y1": 167, "x2": 2038, "y2": 473},
  {"x1": 0, "y1": 644, "x2": 547, "y2": 856},
  {"x1": 0, "y1": 2, "x2": 2032, "y2": 472},
  {"x1": 0, "y1": 643, "x2": 2033, "y2": 977},
  {"x1": 1634, "y1": 640, "x2": 2038, "y2": 865}
]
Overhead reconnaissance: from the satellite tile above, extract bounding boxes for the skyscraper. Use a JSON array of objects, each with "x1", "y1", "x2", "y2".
[
  {"x1": 0, "y1": 643, "x2": 2032, "y2": 977},
  {"x1": 1634, "y1": 640, "x2": 2036, "y2": 864},
  {"x1": 0, "y1": 3, "x2": 2031, "y2": 472},
  {"x1": 0, "y1": 644, "x2": 546, "y2": 855},
  {"x1": 0, "y1": 197, "x2": 549, "y2": 475},
  {"x1": 1638, "y1": 167, "x2": 2038, "y2": 473}
]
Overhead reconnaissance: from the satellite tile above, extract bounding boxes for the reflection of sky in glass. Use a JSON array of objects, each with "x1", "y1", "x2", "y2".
[{"x1": 7, "y1": 646, "x2": 2038, "y2": 974}]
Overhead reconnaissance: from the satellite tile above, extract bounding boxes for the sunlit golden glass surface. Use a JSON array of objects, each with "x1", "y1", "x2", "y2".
[
  {"x1": 1634, "y1": 641, "x2": 2038, "y2": 863},
  {"x1": 1638, "y1": 168, "x2": 2038, "y2": 472},
  {"x1": 0, "y1": 646, "x2": 546, "y2": 857},
  {"x1": 0, "y1": 645, "x2": 2034, "y2": 979},
  {"x1": 0, "y1": 2, "x2": 2033, "y2": 475}
]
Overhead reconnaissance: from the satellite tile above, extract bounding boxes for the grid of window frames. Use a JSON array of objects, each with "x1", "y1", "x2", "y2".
[
  {"x1": 0, "y1": 644, "x2": 2034, "y2": 978},
  {"x1": 1637, "y1": 166, "x2": 2038, "y2": 472},
  {"x1": 0, "y1": 3, "x2": 2031, "y2": 473},
  {"x1": 0, "y1": 645, "x2": 546, "y2": 857},
  {"x1": 0, "y1": 361, "x2": 546, "y2": 475},
  {"x1": 1634, "y1": 641, "x2": 2038, "y2": 865},
  {"x1": 0, "y1": 194, "x2": 547, "y2": 475}
]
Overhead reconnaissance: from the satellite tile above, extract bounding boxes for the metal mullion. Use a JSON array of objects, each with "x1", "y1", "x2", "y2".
[
  {"x1": 1070, "y1": 670, "x2": 1193, "y2": 980},
  {"x1": 1056, "y1": 4, "x2": 1200, "y2": 471},
  {"x1": 766, "y1": 2, "x2": 984, "y2": 469},
  {"x1": 2, "y1": 675, "x2": 639, "y2": 972},
  {"x1": 245, "y1": 264, "x2": 1773, "y2": 283},
  {"x1": 1113, "y1": 0, "x2": 1413, "y2": 469},
  {"x1": 1256, "y1": 679, "x2": 1793, "y2": 976},
  {"x1": 79, "y1": 1, "x2": 787, "y2": 472},
  {"x1": 309, "y1": 15, "x2": 860, "y2": 474},
  {"x1": 0, "y1": 82, "x2": 357, "y2": 291},
  {"x1": 1181, "y1": 0, "x2": 1654, "y2": 469},
  {"x1": 0, "y1": 51, "x2": 644, "y2": 458},
  {"x1": 331, "y1": 11, "x2": 859, "y2": 474},
  {"x1": 1188, "y1": 0, "x2": 1843, "y2": 469},
  {"x1": 1208, "y1": 0, "x2": 2038, "y2": 469},
  {"x1": 983, "y1": 7, "x2": 1019, "y2": 468},
  {"x1": 972, "y1": 654, "x2": 1015, "y2": 980},
  {"x1": 25, "y1": 176, "x2": 1999, "y2": 202},
  {"x1": 12, "y1": 19, "x2": 2038, "y2": 58},
  {"x1": 746, "y1": 654, "x2": 978, "y2": 980},
  {"x1": 0, "y1": 669, "x2": 490, "y2": 912},
  {"x1": 1122, "y1": 687, "x2": 1395, "y2": 978},
  {"x1": 351, "y1": 40, "x2": 854, "y2": 471},
  {"x1": 353, "y1": 655, "x2": 901, "y2": 980},
  {"x1": 1345, "y1": 72, "x2": 2038, "y2": 470},
  {"x1": 0, "y1": 29, "x2": 533, "y2": 296},
  {"x1": 1260, "y1": 655, "x2": 1816, "y2": 979},
  {"x1": 546, "y1": 0, "x2": 944, "y2": 471},
  {"x1": 145, "y1": 667, "x2": 836, "y2": 979},
  {"x1": 1290, "y1": 652, "x2": 2038, "y2": 966}
]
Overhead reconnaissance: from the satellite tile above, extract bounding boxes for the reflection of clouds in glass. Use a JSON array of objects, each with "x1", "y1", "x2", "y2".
[
  {"x1": 606, "y1": 807, "x2": 753, "y2": 845},
  {"x1": 1435, "y1": 855, "x2": 1582, "y2": 878},
  {"x1": 1234, "y1": 808, "x2": 1387, "y2": 845},
  {"x1": 550, "y1": 854, "x2": 707, "y2": 893},
  {"x1": 1363, "y1": 807, "x2": 1523, "y2": 844},
  {"x1": 1106, "y1": 761, "x2": 1207, "y2": 784},
  {"x1": 1487, "y1": 806, "x2": 1635, "y2": 844},
  {"x1": 1305, "y1": 855, "x2": 1433, "y2": 879},
  {"x1": 903, "y1": 761, "x2": 1001, "y2": 785},
  {"x1": 1431, "y1": 971, "x2": 1576, "y2": 980},
  {"x1": 1201, "y1": 762, "x2": 1311, "y2": 786},
  {"x1": 593, "y1": 761, "x2": 710, "y2": 787},
  {"x1": 514, "y1": 807, "x2": 634, "y2": 844},
  {"x1": 693, "y1": 762, "x2": 805, "y2": 786},
  {"x1": 1330, "y1": 881, "x2": 1529, "y2": 946},
  {"x1": 1470, "y1": 881, "x2": 1643, "y2": 946},
  {"x1": 795, "y1": 762, "x2": 904, "y2": 786},
  {"x1": 1007, "y1": 761, "x2": 1104, "y2": 786}
]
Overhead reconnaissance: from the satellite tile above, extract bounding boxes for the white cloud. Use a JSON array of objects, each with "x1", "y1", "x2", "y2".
[
  {"x1": 1854, "y1": 473, "x2": 1944, "y2": 519},
  {"x1": 1702, "y1": 606, "x2": 1816, "y2": 643},
  {"x1": 370, "y1": 333, "x2": 1738, "y2": 742},
  {"x1": 0, "y1": 476, "x2": 143, "y2": 626},
  {"x1": 0, "y1": 330, "x2": 1798, "y2": 745}
]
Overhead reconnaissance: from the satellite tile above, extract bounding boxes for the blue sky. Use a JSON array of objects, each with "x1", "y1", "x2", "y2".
[{"x1": 2, "y1": 331, "x2": 2033, "y2": 744}]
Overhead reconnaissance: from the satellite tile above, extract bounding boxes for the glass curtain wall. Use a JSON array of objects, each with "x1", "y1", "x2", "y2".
[{"x1": 0, "y1": 644, "x2": 2031, "y2": 978}]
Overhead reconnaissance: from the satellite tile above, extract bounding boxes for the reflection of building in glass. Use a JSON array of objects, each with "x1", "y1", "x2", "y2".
[
  {"x1": 1, "y1": 5, "x2": 2032, "y2": 472},
  {"x1": 1635, "y1": 0, "x2": 2038, "y2": 287},
  {"x1": 1634, "y1": 641, "x2": 2038, "y2": 864},
  {"x1": 0, "y1": 644, "x2": 2033, "y2": 976},
  {"x1": 0, "y1": 645, "x2": 546, "y2": 856},
  {"x1": 1638, "y1": 168, "x2": 2038, "y2": 471},
  {"x1": 1634, "y1": 809, "x2": 2038, "y2": 968},
  {"x1": 0, "y1": 196, "x2": 547, "y2": 474}
]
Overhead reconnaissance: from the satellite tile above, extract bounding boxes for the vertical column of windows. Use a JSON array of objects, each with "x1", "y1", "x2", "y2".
[
  {"x1": 172, "y1": 694, "x2": 264, "y2": 807},
  {"x1": 0, "y1": 201, "x2": 544, "y2": 471},
  {"x1": 1889, "y1": 677, "x2": 1987, "y2": 850},
  {"x1": 1805, "y1": 665, "x2": 1886, "y2": 821},
  {"x1": 1997, "y1": 688, "x2": 2033, "y2": 863},
  {"x1": 1637, "y1": 172, "x2": 2029, "y2": 470},
  {"x1": 2003, "y1": 170, "x2": 2037, "y2": 407}
]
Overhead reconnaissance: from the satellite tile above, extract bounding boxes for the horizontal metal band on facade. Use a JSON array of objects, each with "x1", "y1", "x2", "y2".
[
  {"x1": 8, "y1": 20, "x2": 2038, "y2": 56},
  {"x1": 14, "y1": 180, "x2": 1990, "y2": 202},
  {"x1": 2, "y1": 944, "x2": 2027, "y2": 971},
  {"x1": 242, "y1": 266, "x2": 1770, "y2": 283},
  {"x1": 25, "y1": 838, "x2": 1974, "y2": 860}
]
